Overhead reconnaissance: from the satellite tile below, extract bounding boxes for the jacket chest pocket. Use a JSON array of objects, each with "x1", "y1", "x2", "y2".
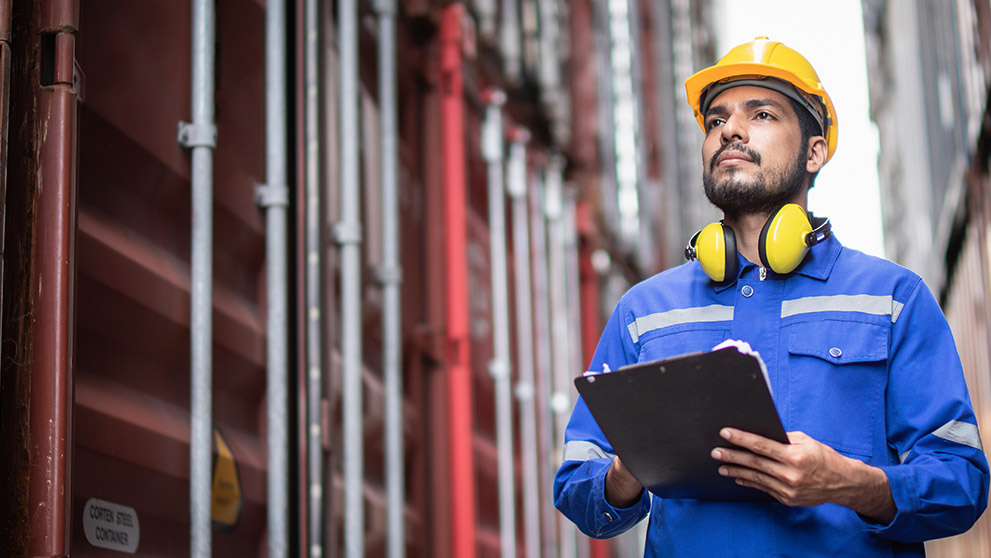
[{"x1": 785, "y1": 319, "x2": 889, "y2": 459}]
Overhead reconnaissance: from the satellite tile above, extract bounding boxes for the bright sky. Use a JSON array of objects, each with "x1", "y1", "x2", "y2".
[{"x1": 713, "y1": 0, "x2": 886, "y2": 258}]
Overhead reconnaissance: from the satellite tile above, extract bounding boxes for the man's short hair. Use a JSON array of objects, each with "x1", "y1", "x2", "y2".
[{"x1": 787, "y1": 95, "x2": 823, "y2": 189}]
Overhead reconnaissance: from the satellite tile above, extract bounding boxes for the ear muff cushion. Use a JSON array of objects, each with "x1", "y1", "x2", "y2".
[
  {"x1": 723, "y1": 225, "x2": 738, "y2": 281},
  {"x1": 694, "y1": 222, "x2": 738, "y2": 282},
  {"x1": 759, "y1": 204, "x2": 814, "y2": 274}
]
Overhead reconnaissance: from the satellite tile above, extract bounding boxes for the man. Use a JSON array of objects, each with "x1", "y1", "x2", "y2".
[{"x1": 553, "y1": 37, "x2": 989, "y2": 557}]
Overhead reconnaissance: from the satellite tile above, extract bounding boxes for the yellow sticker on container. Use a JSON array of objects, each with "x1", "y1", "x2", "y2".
[{"x1": 211, "y1": 428, "x2": 242, "y2": 529}]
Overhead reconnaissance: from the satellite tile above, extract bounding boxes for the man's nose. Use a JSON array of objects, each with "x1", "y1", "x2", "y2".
[{"x1": 720, "y1": 114, "x2": 748, "y2": 144}]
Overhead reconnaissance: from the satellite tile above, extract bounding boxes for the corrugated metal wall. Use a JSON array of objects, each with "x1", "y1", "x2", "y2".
[{"x1": 72, "y1": 0, "x2": 268, "y2": 555}]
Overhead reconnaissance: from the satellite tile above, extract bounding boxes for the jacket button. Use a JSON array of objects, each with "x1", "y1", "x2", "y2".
[
  {"x1": 829, "y1": 347, "x2": 842, "y2": 358},
  {"x1": 602, "y1": 511, "x2": 614, "y2": 522},
  {"x1": 741, "y1": 285, "x2": 754, "y2": 297}
]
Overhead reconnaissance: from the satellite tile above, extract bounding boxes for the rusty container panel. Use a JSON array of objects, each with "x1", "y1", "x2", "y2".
[
  {"x1": 933, "y1": 216, "x2": 991, "y2": 557},
  {"x1": 71, "y1": 1, "x2": 267, "y2": 556}
]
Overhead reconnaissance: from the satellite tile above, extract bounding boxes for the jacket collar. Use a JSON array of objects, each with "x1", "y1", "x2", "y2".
[{"x1": 710, "y1": 233, "x2": 842, "y2": 293}]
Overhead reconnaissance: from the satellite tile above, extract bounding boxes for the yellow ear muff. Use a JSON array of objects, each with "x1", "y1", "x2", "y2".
[
  {"x1": 689, "y1": 222, "x2": 738, "y2": 283},
  {"x1": 758, "y1": 204, "x2": 813, "y2": 274}
]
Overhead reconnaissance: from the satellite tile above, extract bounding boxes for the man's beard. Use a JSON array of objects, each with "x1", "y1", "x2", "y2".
[{"x1": 702, "y1": 142, "x2": 807, "y2": 219}]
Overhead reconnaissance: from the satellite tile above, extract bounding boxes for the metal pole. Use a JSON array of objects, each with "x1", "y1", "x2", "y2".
[
  {"x1": 482, "y1": 90, "x2": 517, "y2": 558},
  {"x1": 30, "y1": 4, "x2": 79, "y2": 556},
  {"x1": 536, "y1": 0, "x2": 561, "y2": 100},
  {"x1": 507, "y1": 130, "x2": 541, "y2": 558},
  {"x1": 258, "y1": 0, "x2": 290, "y2": 556},
  {"x1": 476, "y1": 0, "x2": 497, "y2": 38},
  {"x1": 563, "y1": 190, "x2": 588, "y2": 558},
  {"x1": 0, "y1": 0, "x2": 10, "y2": 369},
  {"x1": 178, "y1": 0, "x2": 217, "y2": 555},
  {"x1": 337, "y1": 0, "x2": 365, "y2": 556},
  {"x1": 500, "y1": 0, "x2": 521, "y2": 81},
  {"x1": 374, "y1": 1, "x2": 405, "y2": 557},
  {"x1": 303, "y1": 0, "x2": 324, "y2": 555},
  {"x1": 528, "y1": 171, "x2": 557, "y2": 558},
  {"x1": 545, "y1": 156, "x2": 577, "y2": 558},
  {"x1": 440, "y1": 6, "x2": 479, "y2": 557}
]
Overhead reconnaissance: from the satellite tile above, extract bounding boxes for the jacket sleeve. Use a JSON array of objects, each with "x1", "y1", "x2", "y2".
[
  {"x1": 867, "y1": 277, "x2": 989, "y2": 541},
  {"x1": 553, "y1": 298, "x2": 651, "y2": 538}
]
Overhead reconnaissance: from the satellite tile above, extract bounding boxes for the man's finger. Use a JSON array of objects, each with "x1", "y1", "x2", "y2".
[
  {"x1": 712, "y1": 446, "x2": 787, "y2": 479},
  {"x1": 719, "y1": 463, "x2": 803, "y2": 505},
  {"x1": 720, "y1": 427, "x2": 788, "y2": 459}
]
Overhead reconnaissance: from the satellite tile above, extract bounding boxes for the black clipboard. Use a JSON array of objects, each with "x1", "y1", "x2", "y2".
[{"x1": 574, "y1": 346, "x2": 788, "y2": 501}]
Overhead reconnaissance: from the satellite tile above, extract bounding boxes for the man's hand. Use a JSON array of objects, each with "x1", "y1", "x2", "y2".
[
  {"x1": 711, "y1": 428, "x2": 896, "y2": 524},
  {"x1": 605, "y1": 456, "x2": 644, "y2": 508}
]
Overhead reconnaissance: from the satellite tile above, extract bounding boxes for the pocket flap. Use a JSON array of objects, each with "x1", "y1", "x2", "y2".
[{"x1": 788, "y1": 321, "x2": 888, "y2": 364}]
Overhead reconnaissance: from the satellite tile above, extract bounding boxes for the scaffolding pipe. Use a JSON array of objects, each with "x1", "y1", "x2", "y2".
[
  {"x1": 338, "y1": 0, "x2": 365, "y2": 556},
  {"x1": 482, "y1": 89, "x2": 517, "y2": 558},
  {"x1": 179, "y1": 0, "x2": 217, "y2": 555},
  {"x1": 258, "y1": 0, "x2": 291, "y2": 556},
  {"x1": 302, "y1": 0, "x2": 324, "y2": 555},
  {"x1": 374, "y1": 1, "x2": 405, "y2": 557},
  {"x1": 507, "y1": 130, "x2": 541, "y2": 558}
]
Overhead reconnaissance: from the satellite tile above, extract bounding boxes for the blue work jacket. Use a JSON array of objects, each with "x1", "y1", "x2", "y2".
[{"x1": 554, "y1": 234, "x2": 989, "y2": 557}]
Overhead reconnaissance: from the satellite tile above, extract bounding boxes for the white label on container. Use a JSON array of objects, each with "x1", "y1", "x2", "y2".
[{"x1": 83, "y1": 498, "x2": 140, "y2": 554}]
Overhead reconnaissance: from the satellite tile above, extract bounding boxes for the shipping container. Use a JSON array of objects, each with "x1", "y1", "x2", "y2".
[{"x1": 0, "y1": 1, "x2": 703, "y2": 557}]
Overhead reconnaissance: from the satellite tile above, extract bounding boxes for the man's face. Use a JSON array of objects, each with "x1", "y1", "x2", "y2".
[{"x1": 700, "y1": 85, "x2": 809, "y2": 218}]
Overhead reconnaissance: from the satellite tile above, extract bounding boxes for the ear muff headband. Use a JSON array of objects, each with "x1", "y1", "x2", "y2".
[
  {"x1": 687, "y1": 222, "x2": 738, "y2": 283},
  {"x1": 758, "y1": 204, "x2": 831, "y2": 274}
]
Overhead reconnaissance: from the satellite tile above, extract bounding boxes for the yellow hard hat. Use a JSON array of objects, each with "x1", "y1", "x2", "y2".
[{"x1": 685, "y1": 36, "x2": 838, "y2": 163}]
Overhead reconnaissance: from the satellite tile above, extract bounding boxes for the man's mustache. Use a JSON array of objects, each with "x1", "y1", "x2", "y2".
[{"x1": 709, "y1": 143, "x2": 762, "y2": 173}]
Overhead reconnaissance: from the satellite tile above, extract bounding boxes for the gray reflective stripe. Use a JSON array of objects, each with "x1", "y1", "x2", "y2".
[
  {"x1": 781, "y1": 294, "x2": 896, "y2": 321},
  {"x1": 899, "y1": 421, "x2": 984, "y2": 463},
  {"x1": 562, "y1": 440, "x2": 616, "y2": 462},
  {"x1": 933, "y1": 420, "x2": 984, "y2": 451},
  {"x1": 627, "y1": 305, "x2": 734, "y2": 343},
  {"x1": 892, "y1": 301, "x2": 905, "y2": 323}
]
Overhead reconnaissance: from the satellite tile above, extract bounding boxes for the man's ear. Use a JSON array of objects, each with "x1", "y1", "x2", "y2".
[{"x1": 806, "y1": 136, "x2": 828, "y2": 173}]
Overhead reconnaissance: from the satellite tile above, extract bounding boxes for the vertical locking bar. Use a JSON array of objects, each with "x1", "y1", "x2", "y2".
[
  {"x1": 374, "y1": 1, "x2": 406, "y2": 558},
  {"x1": 338, "y1": 0, "x2": 364, "y2": 557},
  {"x1": 177, "y1": 0, "x2": 217, "y2": 556},
  {"x1": 30, "y1": 0, "x2": 80, "y2": 556}
]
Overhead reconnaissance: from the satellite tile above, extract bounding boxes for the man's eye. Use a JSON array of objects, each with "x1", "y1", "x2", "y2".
[
  {"x1": 756, "y1": 111, "x2": 773, "y2": 120},
  {"x1": 706, "y1": 118, "x2": 724, "y2": 131}
]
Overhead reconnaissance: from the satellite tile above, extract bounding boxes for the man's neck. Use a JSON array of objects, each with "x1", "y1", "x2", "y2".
[
  {"x1": 722, "y1": 191, "x2": 810, "y2": 267},
  {"x1": 723, "y1": 213, "x2": 771, "y2": 265}
]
